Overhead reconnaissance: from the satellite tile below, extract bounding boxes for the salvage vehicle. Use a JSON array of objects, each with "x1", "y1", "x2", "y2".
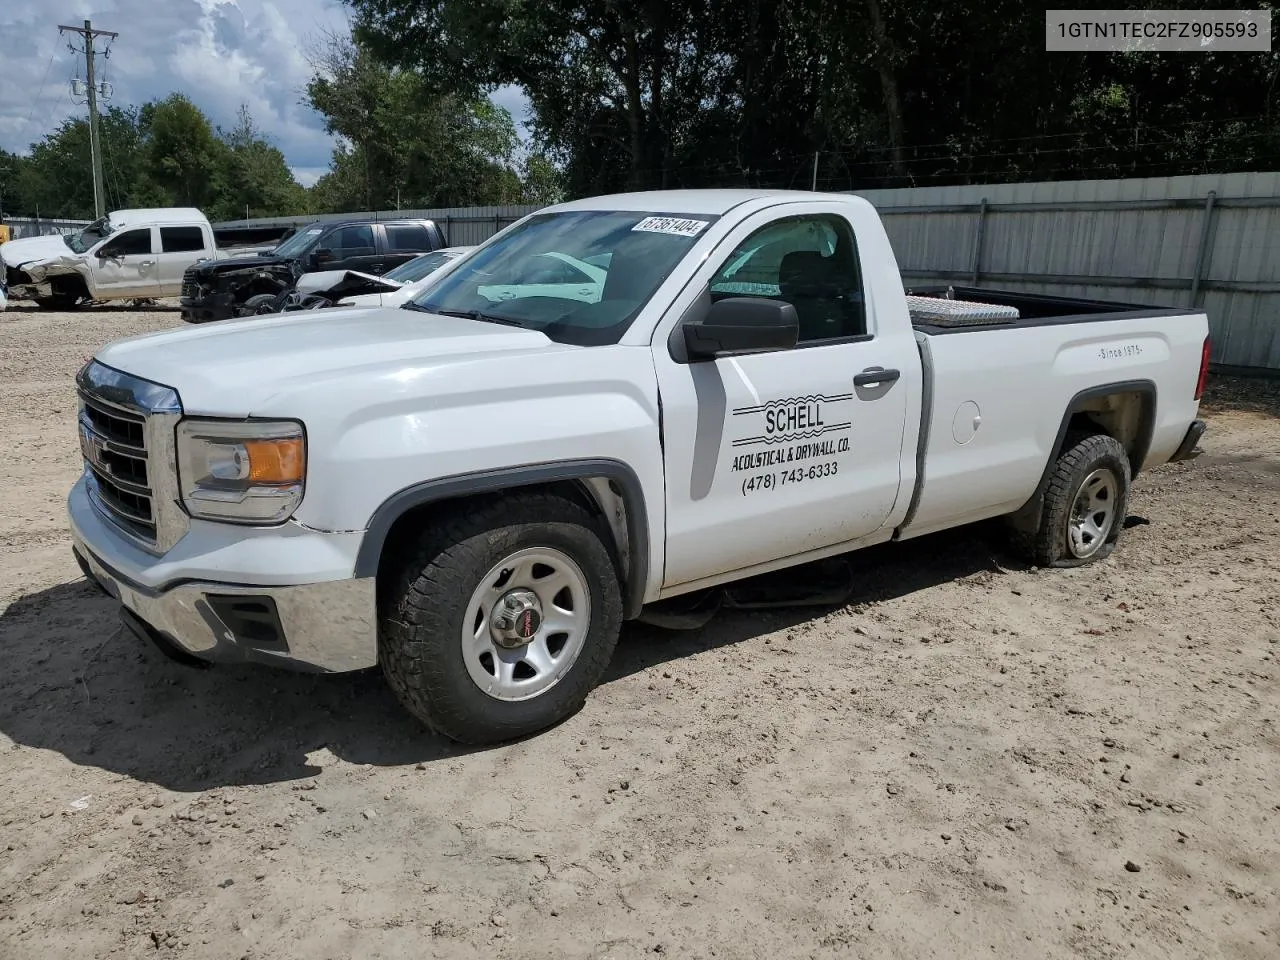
[
  {"x1": 0, "y1": 208, "x2": 261, "y2": 308},
  {"x1": 278, "y1": 246, "x2": 474, "y2": 311},
  {"x1": 68, "y1": 189, "x2": 1210, "y2": 745},
  {"x1": 179, "y1": 217, "x2": 449, "y2": 322}
]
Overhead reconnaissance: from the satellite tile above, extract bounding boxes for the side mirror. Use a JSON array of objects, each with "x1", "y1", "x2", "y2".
[
  {"x1": 682, "y1": 297, "x2": 799, "y2": 361},
  {"x1": 313, "y1": 247, "x2": 335, "y2": 265}
]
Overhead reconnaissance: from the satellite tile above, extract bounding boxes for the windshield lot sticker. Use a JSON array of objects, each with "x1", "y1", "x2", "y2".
[
  {"x1": 632, "y1": 217, "x2": 710, "y2": 238},
  {"x1": 730, "y1": 394, "x2": 852, "y2": 495}
]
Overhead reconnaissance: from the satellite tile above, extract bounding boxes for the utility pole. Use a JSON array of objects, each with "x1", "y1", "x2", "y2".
[
  {"x1": 811, "y1": 151, "x2": 820, "y2": 191},
  {"x1": 59, "y1": 19, "x2": 118, "y2": 219}
]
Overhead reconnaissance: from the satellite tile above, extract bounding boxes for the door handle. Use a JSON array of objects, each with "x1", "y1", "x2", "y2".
[
  {"x1": 854, "y1": 367, "x2": 901, "y2": 388},
  {"x1": 140, "y1": 260, "x2": 155, "y2": 267}
]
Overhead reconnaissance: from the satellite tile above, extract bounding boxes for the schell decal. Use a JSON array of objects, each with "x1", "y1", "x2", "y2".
[{"x1": 729, "y1": 394, "x2": 852, "y2": 495}]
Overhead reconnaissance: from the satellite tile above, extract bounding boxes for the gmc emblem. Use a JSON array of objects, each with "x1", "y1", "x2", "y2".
[{"x1": 79, "y1": 424, "x2": 108, "y2": 473}]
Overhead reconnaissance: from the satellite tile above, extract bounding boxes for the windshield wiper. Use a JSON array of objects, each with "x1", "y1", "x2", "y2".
[{"x1": 402, "y1": 304, "x2": 526, "y2": 327}]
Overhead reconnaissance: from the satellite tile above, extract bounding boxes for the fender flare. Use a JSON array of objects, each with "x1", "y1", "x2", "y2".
[
  {"x1": 353, "y1": 458, "x2": 651, "y2": 619},
  {"x1": 1014, "y1": 379, "x2": 1157, "y2": 523}
]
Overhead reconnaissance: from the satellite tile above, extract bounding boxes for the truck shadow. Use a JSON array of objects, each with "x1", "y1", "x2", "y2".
[
  {"x1": 605, "y1": 523, "x2": 1019, "y2": 683},
  {"x1": 0, "y1": 524, "x2": 1019, "y2": 792}
]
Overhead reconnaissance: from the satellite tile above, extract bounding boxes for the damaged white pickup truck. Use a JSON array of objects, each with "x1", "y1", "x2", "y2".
[
  {"x1": 68, "y1": 189, "x2": 1210, "y2": 744},
  {"x1": 1, "y1": 207, "x2": 258, "y2": 308}
]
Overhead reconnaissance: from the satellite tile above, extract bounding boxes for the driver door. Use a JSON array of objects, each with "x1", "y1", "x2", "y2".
[
  {"x1": 92, "y1": 227, "x2": 160, "y2": 299},
  {"x1": 652, "y1": 204, "x2": 918, "y2": 590},
  {"x1": 322, "y1": 224, "x2": 382, "y2": 275}
]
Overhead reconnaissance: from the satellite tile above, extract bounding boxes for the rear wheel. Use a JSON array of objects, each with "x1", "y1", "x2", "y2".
[
  {"x1": 1020, "y1": 433, "x2": 1130, "y2": 567},
  {"x1": 379, "y1": 492, "x2": 623, "y2": 744}
]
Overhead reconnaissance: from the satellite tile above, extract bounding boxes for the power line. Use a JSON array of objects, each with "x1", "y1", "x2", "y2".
[{"x1": 17, "y1": 50, "x2": 59, "y2": 149}]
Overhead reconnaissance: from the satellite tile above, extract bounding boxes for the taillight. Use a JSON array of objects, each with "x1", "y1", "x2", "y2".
[{"x1": 1194, "y1": 335, "x2": 1210, "y2": 400}]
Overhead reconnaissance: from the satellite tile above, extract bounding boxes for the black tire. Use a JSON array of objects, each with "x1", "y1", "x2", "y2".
[
  {"x1": 380, "y1": 492, "x2": 624, "y2": 744},
  {"x1": 1020, "y1": 433, "x2": 1131, "y2": 568},
  {"x1": 238, "y1": 293, "x2": 280, "y2": 316},
  {"x1": 34, "y1": 293, "x2": 81, "y2": 310}
]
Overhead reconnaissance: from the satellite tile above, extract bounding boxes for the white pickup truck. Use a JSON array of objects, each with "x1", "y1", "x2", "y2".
[
  {"x1": 67, "y1": 189, "x2": 1210, "y2": 744},
  {"x1": 1, "y1": 207, "x2": 264, "y2": 308}
]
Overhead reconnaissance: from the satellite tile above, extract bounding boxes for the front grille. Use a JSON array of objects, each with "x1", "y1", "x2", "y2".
[
  {"x1": 78, "y1": 392, "x2": 156, "y2": 543},
  {"x1": 180, "y1": 266, "x2": 199, "y2": 301},
  {"x1": 76, "y1": 361, "x2": 185, "y2": 553}
]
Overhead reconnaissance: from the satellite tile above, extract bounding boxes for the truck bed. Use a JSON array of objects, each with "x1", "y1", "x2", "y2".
[{"x1": 903, "y1": 284, "x2": 1196, "y2": 335}]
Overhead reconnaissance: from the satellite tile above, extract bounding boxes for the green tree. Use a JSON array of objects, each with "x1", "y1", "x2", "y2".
[
  {"x1": 349, "y1": 0, "x2": 1280, "y2": 194},
  {"x1": 212, "y1": 105, "x2": 309, "y2": 220},
  {"x1": 11, "y1": 109, "x2": 149, "y2": 218},
  {"x1": 138, "y1": 93, "x2": 228, "y2": 208},
  {"x1": 0, "y1": 148, "x2": 29, "y2": 218},
  {"x1": 518, "y1": 151, "x2": 565, "y2": 205},
  {"x1": 305, "y1": 32, "x2": 524, "y2": 209}
]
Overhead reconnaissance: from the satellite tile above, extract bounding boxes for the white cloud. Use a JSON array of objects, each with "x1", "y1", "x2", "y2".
[
  {"x1": 491, "y1": 84, "x2": 532, "y2": 139},
  {"x1": 1, "y1": 0, "x2": 532, "y2": 187},
  {"x1": 291, "y1": 166, "x2": 327, "y2": 187}
]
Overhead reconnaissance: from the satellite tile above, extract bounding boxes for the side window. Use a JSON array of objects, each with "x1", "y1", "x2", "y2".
[
  {"x1": 160, "y1": 226, "x2": 206, "y2": 253},
  {"x1": 708, "y1": 215, "x2": 866, "y2": 342},
  {"x1": 386, "y1": 224, "x2": 431, "y2": 251},
  {"x1": 325, "y1": 224, "x2": 376, "y2": 258},
  {"x1": 99, "y1": 228, "x2": 153, "y2": 258}
]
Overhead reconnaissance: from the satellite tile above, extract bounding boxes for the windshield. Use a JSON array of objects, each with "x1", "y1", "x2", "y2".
[
  {"x1": 407, "y1": 211, "x2": 716, "y2": 345},
  {"x1": 385, "y1": 250, "x2": 457, "y2": 284},
  {"x1": 63, "y1": 216, "x2": 114, "y2": 254},
  {"x1": 273, "y1": 225, "x2": 324, "y2": 259}
]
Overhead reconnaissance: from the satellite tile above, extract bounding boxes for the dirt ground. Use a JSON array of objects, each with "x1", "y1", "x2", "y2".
[{"x1": 1, "y1": 302, "x2": 1277, "y2": 960}]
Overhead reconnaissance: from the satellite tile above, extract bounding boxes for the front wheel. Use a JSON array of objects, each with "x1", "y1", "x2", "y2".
[
  {"x1": 237, "y1": 293, "x2": 281, "y2": 316},
  {"x1": 1021, "y1": 433, "x2": 1131, "y2": 567},
  {"x1": 34, "y1": 293, "x2": 82, "y2": 310},
  {"x1": 379, "y1": 492, "x2": 623, "y2": 744}
]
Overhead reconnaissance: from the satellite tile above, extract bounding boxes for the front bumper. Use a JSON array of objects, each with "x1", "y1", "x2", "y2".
[
  {"x1": 69, "y1": 482, "x2": 378, "y2": 673},
  {"x1": 180, "y1": 290, "x2": 237, "y2": 323}
]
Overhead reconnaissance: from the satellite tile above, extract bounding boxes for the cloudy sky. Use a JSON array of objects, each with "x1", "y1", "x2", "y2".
[{"x1": 0, "y1": 0, "x2": 531, "y2": 187}]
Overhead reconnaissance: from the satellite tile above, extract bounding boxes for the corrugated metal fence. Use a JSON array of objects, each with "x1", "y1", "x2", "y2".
[
  {"x1": 858, "y1": 172, "x2": 1280, "y2": 373},
  {"x1": 213, "y1": 177, "x2": 1280, "y2": 371}
]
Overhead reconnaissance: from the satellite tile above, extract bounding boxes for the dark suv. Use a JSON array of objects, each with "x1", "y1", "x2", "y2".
[{"x1": 180, "y1": 218, "x2": 448, "y2": 323}]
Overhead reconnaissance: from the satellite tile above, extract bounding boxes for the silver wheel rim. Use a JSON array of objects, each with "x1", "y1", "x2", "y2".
[
  {"x1": 1068, "y1": 467, "x2": 1118, "y2": 558},
  {"x1": 461, "y1": 547, "x2": 592, "y2": 701}
]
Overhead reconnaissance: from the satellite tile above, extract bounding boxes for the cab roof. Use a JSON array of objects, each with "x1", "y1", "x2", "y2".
[
  {"x1": 109, "y1": 208, "x2": 208, "y2": 227},
  {"x1": 547, "y1": 189, "x2": 861, "y2": 217}
]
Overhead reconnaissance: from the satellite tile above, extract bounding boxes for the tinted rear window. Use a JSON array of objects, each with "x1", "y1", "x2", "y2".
[
  {"x1": 160, "y1": 226, "x2": 205, "y2": 252},
  {"x1": 387, "y1": 224, "x2": 433, "y2": 251}
]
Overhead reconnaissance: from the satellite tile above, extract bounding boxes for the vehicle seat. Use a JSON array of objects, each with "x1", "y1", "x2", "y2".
[
  {"x1": 601, "y1": 235, "x2": 667, "y2": 303},
  {"x1": 778, "y1": 250, "x2": 846, "y2": 340}
]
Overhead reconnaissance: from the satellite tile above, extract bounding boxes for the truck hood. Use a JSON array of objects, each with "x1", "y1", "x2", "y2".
[
  {"x1": 95, "y1": 306, "x2": 568, "y2": 415},
  {"x1": 1, "y1": 234, "x2": 75, "y2": 269},
  {"x1": 192, "y1": 251, "x2": 291, "y2": 275},
  {"x1": 295, "y1": 269, "x2": 401, "y2": 299}
]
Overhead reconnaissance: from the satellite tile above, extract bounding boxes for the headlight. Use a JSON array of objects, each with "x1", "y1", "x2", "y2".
[{"x1": 177, "y1": 419, "x2": 305, "y2": 524}]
